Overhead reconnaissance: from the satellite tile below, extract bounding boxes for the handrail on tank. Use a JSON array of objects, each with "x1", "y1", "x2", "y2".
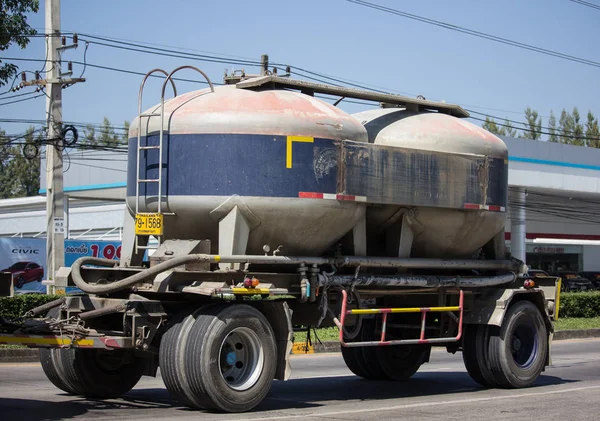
[
  {"x1": 160, "y1": 65, "x2": 215, "y2": 100},
  {"x1": 156, "y1": 66, "x2": 215, "y2": 214},
  {"x1": 135, "y1": 68, "x2": 178, "y2": 217}
]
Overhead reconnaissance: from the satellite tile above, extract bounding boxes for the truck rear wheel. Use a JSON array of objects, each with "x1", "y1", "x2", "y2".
[
  {"x1": 41, "y1": 346, "x2": 146, "y2": 398},
  {"x1": 376, "y1": 344, "x2": 430, "y2": 381},
  {"x1": 159, "y1": 309, "x2": 203, "y2": 407},
  {"x1": 39, "y1": 310, "x2": 78, "y2": 394},
  {"x1": 340, "y1": 319, "x2": 387, "y2": 380},
  {"x1": 462, "y1": 324, "x2": 499, "y2": 387},
  {"x1": 487, "y1": 301, "x2": 548, "y2": 388},
  {"x1": 183, "y1": 304, "x2": 277, "y2": 412},
  {"x1": 40, "y1": 347, "x2": 79, "y2": 394}
]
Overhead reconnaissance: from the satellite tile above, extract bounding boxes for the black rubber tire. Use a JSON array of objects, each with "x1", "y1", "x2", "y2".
[
  {"x1": 159, "y1": 305, "x2": 220, "y2": 408},
  {"x1": 54, "y1": 348, "x2": 146, "y2": 398},
  {"x1": 340, "y1": 346, "x2": 371, "y2": 378},
  {"x1": 487, "y1": 301, "x2": 548, "y2": 388},
  {"x1": 375, "y1": 343, "x2": 430, "y2": 381},
  {"x1": 462, "y1": 324, "x2": 498, "y2": 387},
  {"x1": 16, "y1": 276, "x2": 25, "y2": 288},
  {"x1": 39, "y1": 308, "x2": 78, "y2": 395},
  {"x1": 340, "y1": 318, "x2": 388, "y2": 380},
  {"x1": 184, "y1": 304, "x2": 277, "y2": 412},
  {"x1": 340, "y1": 340, "x2": 371, "y2": 378}
]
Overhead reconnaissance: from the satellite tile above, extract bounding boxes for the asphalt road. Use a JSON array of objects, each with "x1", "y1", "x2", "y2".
[{"x1": 1, "y1": 339, "x2": 599, "y2": 420}]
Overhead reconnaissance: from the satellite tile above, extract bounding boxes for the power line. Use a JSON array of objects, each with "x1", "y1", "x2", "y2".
[
  {"x1": 78, "y1": 33, "x2": 263, "y2": 67},
  {"x1": 0, "y1": 93, "x2": 46, "y2": 107},
  {"x1": 0, "y1": 117, "x2": 128, "y2": 132},
  {"x1": 343, "y1": 0, "x2": 600, "y2": 69},
  {"x1": 468, "y1": 115, "x2": 599, "y2": 143},
  {"x1": 569, "y1": 0, "x2": 600, "y2": 11},
  {"x1": 2, "y1": 56, "x2": 223, "y2": 87},
  {"x1": 3, "y1": 54, "x2": 597, "y2": 143},
  {"x1": 10, "y1": 33, "x2": 559, "y2": 120},
  {"x1": 69, "y1": 31, "x2": 258, "y2": 63}
]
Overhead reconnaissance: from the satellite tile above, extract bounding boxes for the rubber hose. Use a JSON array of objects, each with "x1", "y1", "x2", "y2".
[{"x1": 71, "y1": 255, "x2": 212, "y2": 295}]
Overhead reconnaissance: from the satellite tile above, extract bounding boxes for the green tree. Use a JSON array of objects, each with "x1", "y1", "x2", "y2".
[
  {"x1": 82, "y1": 117, "x2": 129, "y2": 147},
  {"x1": 521, "y1": 107, "x2": 542, "y2": 140},
  {"x1": 499, "y1": 119, "x2": 517, "y2": 137},
  {"x1": 83, "y1": 124, "x2": 97, "y2": 146},
  {"x1": 482, "y1": 117, "x2": 502, "y2": 135},
  {"x1": 121, "y1": 120, "x2": 130, "y2": 143},
  {"x1": 548, "y1": 110, "x2": 559, "y2": 143},
  {"x1": 559, "y1": 109, "x2": 574, "y2": 144},
  {"x1": 572, "y1": 107, "x2": 585, "y2": 146},
  {"x1": 0, "y1": 127, "x2": 40, "y2": 198},
  {"x1": 586, "y1": 110, "x2": 600, "y2": 149},
  {"x1": 0, "y1": 0, "x2": 40, "y2": 87},
  {"x1": 98, "y1": 117, "x2": 119, "y2": 146}
]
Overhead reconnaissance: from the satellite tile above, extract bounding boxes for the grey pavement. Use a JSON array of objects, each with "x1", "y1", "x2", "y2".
[{"x1": 0, "y1": 339, "x2": 599, "y2": 420}]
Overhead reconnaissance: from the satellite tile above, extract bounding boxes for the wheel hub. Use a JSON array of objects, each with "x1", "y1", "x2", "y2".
[
  {"x1": 218, "y1": 327, "x2": 264, "y2": 391},
  {"x1": 511, "y1": 323, "x2": 538, "y2": 369}
]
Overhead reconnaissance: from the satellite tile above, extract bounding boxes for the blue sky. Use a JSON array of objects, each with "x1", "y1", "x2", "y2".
[{"x1": 1, "y1": 0, "x2": 599, "y2": 137}]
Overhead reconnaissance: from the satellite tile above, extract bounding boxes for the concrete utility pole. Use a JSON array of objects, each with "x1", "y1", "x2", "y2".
[
  {"x1": 23, "y1": 0, "x2": 84, "y2": 281},
  {"x1": 260, "y1": 54, "x2": 269, "y2": 76},
  {"x1": 45, "y1": 0, "x2": 64, "y2": 282},
  {"x1": 510, "y1": 187, "x2": 527, "y2": 264}
]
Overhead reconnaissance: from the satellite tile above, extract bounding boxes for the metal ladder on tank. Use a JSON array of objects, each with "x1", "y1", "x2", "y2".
[{"x1": 134, "y1": 66, "x2": 215, "y2": 254}]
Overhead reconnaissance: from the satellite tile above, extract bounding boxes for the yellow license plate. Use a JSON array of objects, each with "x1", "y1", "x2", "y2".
[{"x1": 135, "y1": 213, "x2": 163, "y2": 236}]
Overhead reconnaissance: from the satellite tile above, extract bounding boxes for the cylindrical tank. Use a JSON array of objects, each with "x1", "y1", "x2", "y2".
[
  {"x1": 352, "y1": 108, "x2": 508, "y2": 258},
  {"x1": 128, "y1": 85, "x2": 369, "y2": 256}
]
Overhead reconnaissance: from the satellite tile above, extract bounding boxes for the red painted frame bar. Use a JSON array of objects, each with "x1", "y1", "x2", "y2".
[{"x1": 338, "y1": 289, "x2": 464, "y2": 347}]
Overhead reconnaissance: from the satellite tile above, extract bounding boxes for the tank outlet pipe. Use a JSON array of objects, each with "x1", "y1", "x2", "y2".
[
  {"x1": 338, "y1": 257, "x2": 524, "y2": 272},
  {"x1": 71, "y1": 254, "x2": 522, "y2": 295},
  {"x1": 318, "y1": 272, "x2": 517, "y2": 288},
  {"x1": 298, "y1": 264, "x2": 309, "y2": 303}
]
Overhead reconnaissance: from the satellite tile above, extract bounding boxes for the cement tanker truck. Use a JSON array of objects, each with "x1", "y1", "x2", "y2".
[{"x1": 0, "y1": 66, "x2": 560, "y2": 413}]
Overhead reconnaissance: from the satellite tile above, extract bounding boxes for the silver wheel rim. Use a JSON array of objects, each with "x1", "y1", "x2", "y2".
[{"x1": 218, "y1": 327, "x2": 264, "y2": 391}]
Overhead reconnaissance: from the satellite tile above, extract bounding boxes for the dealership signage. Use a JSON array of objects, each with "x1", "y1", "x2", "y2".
[
  {"x1": 0, "y1": 238, "x2": 121, "y2": 294},
  {"x1": 526, "y1": 244, "x2": 583, "y2": 255}
]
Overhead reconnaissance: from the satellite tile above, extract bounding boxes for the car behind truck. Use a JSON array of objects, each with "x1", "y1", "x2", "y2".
[{"x1": 0, "y1": 67, "x2": 560, "y2": 413}]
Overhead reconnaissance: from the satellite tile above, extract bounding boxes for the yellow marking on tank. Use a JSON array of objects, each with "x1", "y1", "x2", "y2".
[
  {"x1": 286, "y1": 136, "x2": 314, "y2": 168},
  {"x1": 0, "y1": 335, "x2": 94, "y2": 347},
  {"x1": 231, "y1": 287, "x2": 271, "y2": 295},
  {"x1": 214, "y1": 255, "x2": 221, "y2": 263}
]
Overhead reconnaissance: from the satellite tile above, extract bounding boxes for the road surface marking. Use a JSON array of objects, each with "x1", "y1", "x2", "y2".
[{"x1": 237, "y1": 384, "x2": 600, "y2": 420}]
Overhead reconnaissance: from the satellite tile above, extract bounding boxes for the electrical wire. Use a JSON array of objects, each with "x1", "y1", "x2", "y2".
[
  {"x1": 569, "y1": 0, "x2": 600, "y2": 11},
  {"x1": 79, "y1": 41, "x2": 89, "y2": 77},
  {"x1": 468, "y1": 115, "x2": 599, "y2": 143},
  {"x1": 343, "y1": 0, "x2": 600, "y2": 69},
  {"x1": 0, "y1": 93, "x2": 45, "y2": 107},
  {"x1": 78, "y1": 34, "x2": 262, "y2": 67}
]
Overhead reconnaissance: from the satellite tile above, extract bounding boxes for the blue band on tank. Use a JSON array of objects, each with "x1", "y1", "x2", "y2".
[{"x1": 127, "y1": 134, "x2": 339, "y2": 198}]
